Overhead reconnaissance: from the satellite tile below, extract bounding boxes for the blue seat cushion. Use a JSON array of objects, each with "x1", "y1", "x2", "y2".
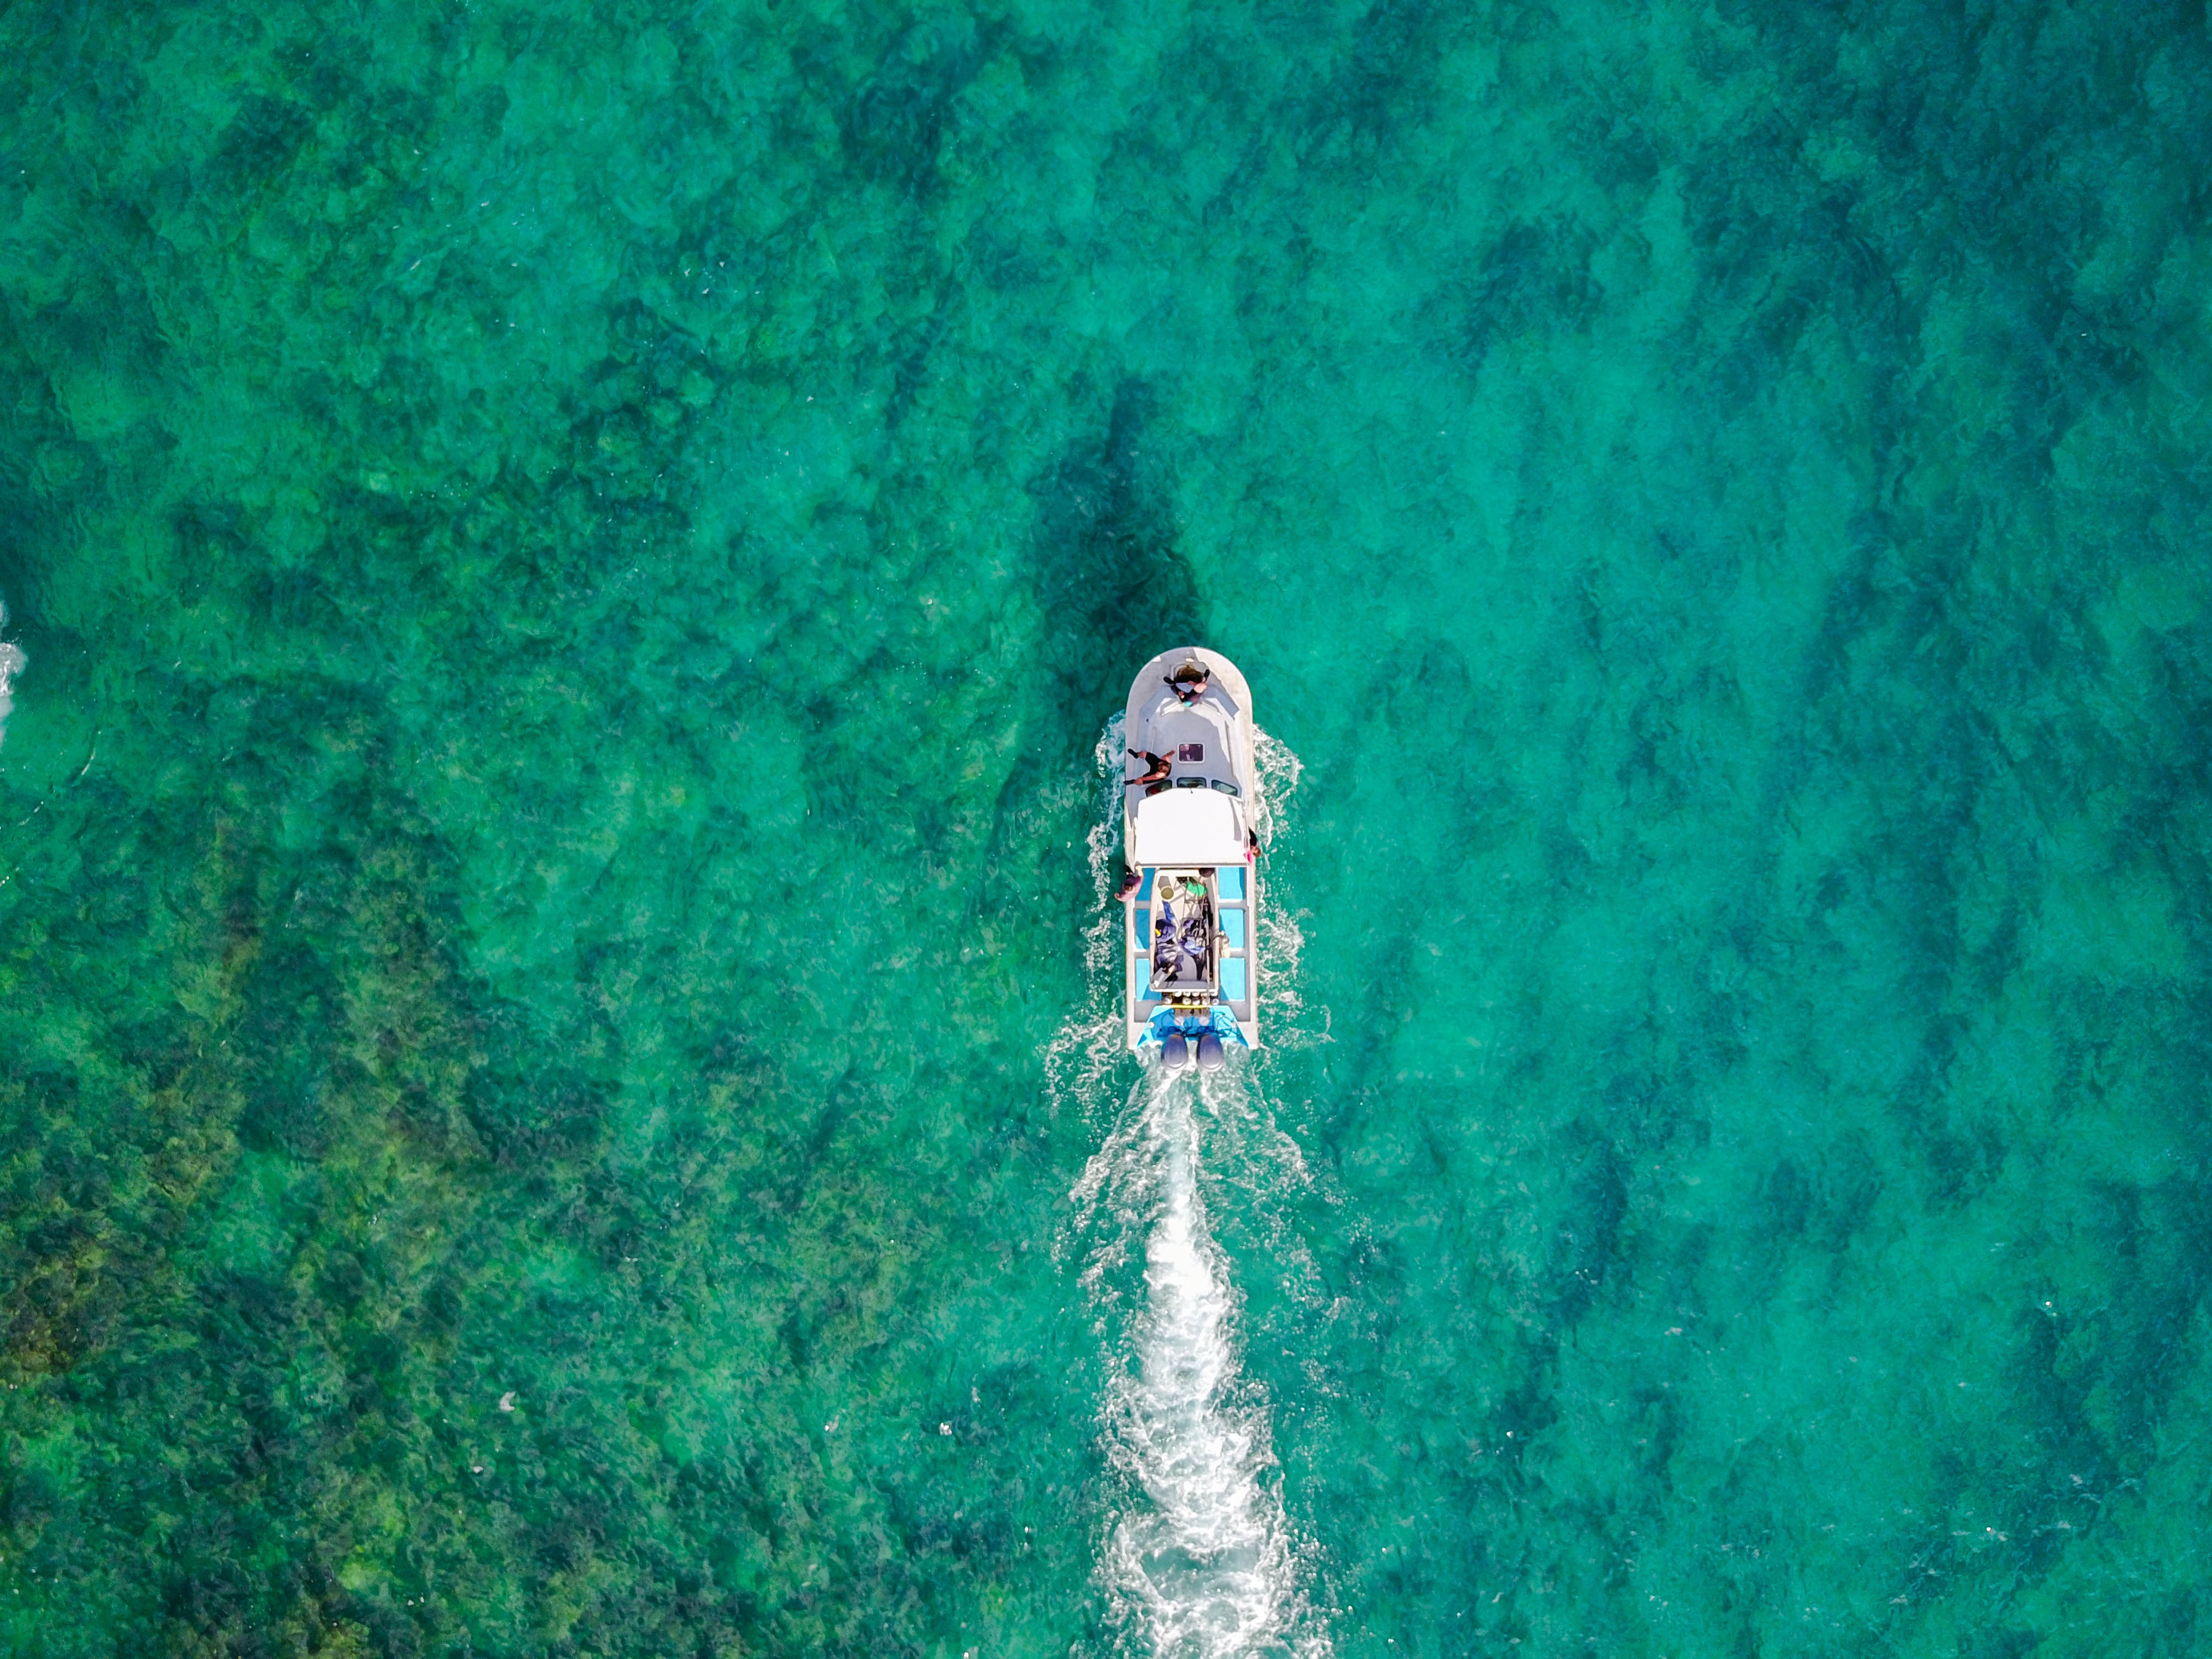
[
  {"x1": 1222, "y1": 958, "x2": 1247, "y2": 1001},
  {"x1": 1217, "y1": 867, "x2": 1245, "y2": 900}
]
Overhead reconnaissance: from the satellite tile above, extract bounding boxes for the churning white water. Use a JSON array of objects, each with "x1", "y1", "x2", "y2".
[
  {"x1": 0, "y1": 599, "x2": 23, "y2": 754},
  {"x1": 1056, "y1": 716, "x2": 1327, "y2": 1657},
  {"x1": 1094, "y1": 1071, "x2": 1309, "y2": 1656}
]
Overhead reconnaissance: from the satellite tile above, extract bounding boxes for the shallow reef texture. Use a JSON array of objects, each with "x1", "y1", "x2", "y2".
[{"x1": 3, "y1": 0, "x2": 2211, "y2": 1654}]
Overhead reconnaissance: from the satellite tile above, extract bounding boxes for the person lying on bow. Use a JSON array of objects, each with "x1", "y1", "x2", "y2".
[{"x1": 1163, "y1": 660, "x2": 1209, "y2": 705}]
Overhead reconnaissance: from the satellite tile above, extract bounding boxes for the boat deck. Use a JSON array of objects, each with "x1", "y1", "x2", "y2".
[{"x1": 1128, "y1": 863, "x2": 1254, "y2": 1021}]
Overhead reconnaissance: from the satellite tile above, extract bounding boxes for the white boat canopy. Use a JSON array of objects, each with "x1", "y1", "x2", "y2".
[{"x1": 1130, "y1": 787, "x2": 1248, "y2": 865}]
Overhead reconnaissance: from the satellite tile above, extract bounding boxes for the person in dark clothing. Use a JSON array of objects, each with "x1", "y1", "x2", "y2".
[
  {"x1": 1127, "y1": 748, "x2": 1172, "y2": 786},
  {"x1": 1164, "y1": 661, "x2": 1209, "y2": 704}
]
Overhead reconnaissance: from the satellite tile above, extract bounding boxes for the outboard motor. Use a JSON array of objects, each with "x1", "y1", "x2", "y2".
[
  {"x1": 1195, "y1": 1030, "x2": 1225, "y2": 1071},
  {"x1": 1161, "y1": 1031, "x2": 1191, "y2": 1070}
]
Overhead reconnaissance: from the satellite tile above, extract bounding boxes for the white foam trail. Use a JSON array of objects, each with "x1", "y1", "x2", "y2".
[
  {"x1": 1093, "y1": 1072, "x2": 1323, "y2": 1657},
  {"x1": 1250, "y1": 727, "x2": 1302, "y2": 856},
  {"x1": 1250, "y1": 728, "x2": 1322, "y2": 1046},
  {"x1": 0, "y1": 599, "x2": 22, "y2": 754},
  {"x1": 1057, "y1": 717, "x2": 1331, "y2": 1658}
]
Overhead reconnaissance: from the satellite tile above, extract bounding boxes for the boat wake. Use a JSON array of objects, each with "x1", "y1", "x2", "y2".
[
  {"x1": 1055, "y1": 719, "x2": 1330, "y2": 1658},
  {"x1": 1075, "y1": 1069, "x2": 1327, "y2": 1657},
  {"x1": 0, "y1": 599, "x2": 22, "y2": 755}
]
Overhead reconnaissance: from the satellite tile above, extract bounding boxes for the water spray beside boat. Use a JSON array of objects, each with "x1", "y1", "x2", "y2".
[{"x1": 1120, "y1": 648, "x2": 1261, "y2": 1067}]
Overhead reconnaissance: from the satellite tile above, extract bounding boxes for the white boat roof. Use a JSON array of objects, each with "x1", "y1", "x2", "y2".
[{"x1": 1131, "y1": 788, "x2": 1247, "y2": 865}]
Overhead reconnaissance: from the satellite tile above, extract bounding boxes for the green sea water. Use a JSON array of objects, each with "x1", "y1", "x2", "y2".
[{"x1": 4, "y1": 0, "x2": 2212, "y2": 1653}]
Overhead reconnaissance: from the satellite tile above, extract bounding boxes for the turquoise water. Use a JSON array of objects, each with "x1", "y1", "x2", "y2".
[{"x1": 4, "y1": 1, "x2": 2211, "y2": 1653}]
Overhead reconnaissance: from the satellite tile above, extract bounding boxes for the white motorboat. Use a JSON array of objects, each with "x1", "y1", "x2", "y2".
[{"x1": 1120, "y1": 647, "x2": 1261, "y2": 1068}]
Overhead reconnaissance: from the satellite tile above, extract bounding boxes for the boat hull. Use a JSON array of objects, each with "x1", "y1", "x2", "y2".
[{"x1": 1121, "y1": 647, "x2": 1261, "y2": 1056}]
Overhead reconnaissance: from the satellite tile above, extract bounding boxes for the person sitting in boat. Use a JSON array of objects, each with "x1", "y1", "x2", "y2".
[
  {"x1": 1164, "y1": 660, "x2": 1209, "y2": 705},
  {"x1": 1152, "y1": 889, "x2": 1182, "y2": 978},
  {"x1": 1145, "y1": 878, "x2": 1212, "y2": 983},
  {"x1": 1136, "y1": 658, "x2": 1238, "y2": 731},
  {"x1": 1158, "y1": 920, "x2": 1205, "y2": 983},
  {"x1": 1175, "y1": 912, "x2": 1209, "y2": 974},
  {"x1": 1126, "y1": 747, "x2": 1171, "y2": 787},
  {"x1": 1154, "y1": 927, "x2": 1182, "y2": 981}
]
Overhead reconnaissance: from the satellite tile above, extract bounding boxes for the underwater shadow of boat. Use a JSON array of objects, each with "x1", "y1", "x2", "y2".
[{"x1": 1025, "y1": 377, "x2": 1204, "y2": 760}]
